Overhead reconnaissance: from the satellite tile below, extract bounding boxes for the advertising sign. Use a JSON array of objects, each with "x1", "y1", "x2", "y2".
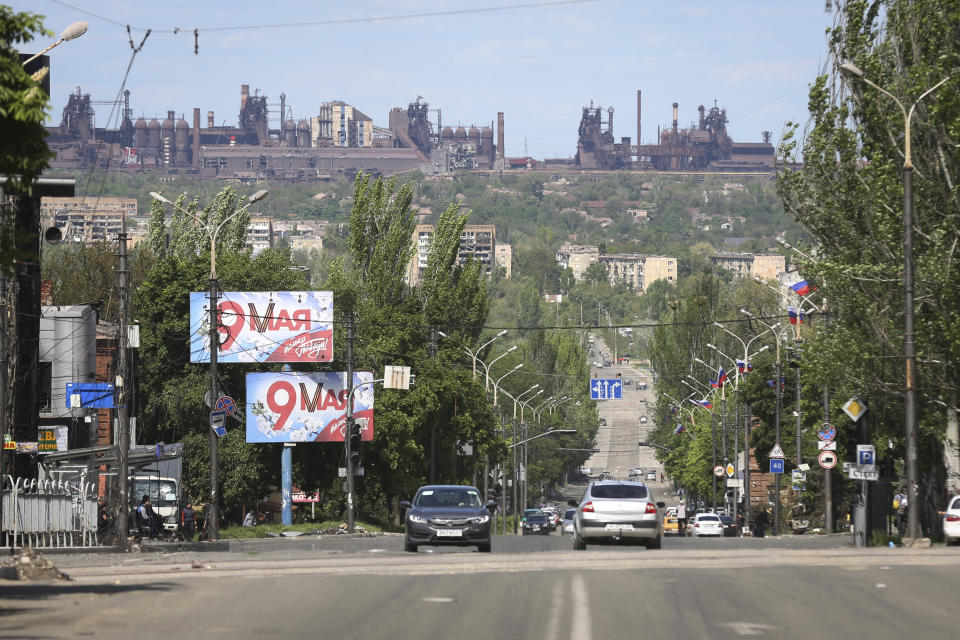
[
  {"x1": 190, "y1": 291, "x2": 333, "y2": 363},
  {"x1": 38, "y1": 426, "x2": 68, "y2": 452},
  {"x1": 246, "y1": 371, "x2": 374, "y2": 443}
]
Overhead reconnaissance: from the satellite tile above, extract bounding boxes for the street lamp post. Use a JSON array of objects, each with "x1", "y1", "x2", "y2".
[
  {"x1": 492, "y1": 364, "x2": 523, "y2": 407},
  {"x1": 22, "y1": 21, "x2": 89, "y2": 66},
  {"x1": 839, "y1": 62, "x2": 953, "y2": 540},
  {"x1": 683, "y1": 377, "x2": 718, "y2": 511},
  {"x1": 501, "y1": 384, "x2": 540, "y2": 534},
  {"x1": 480, "y1": 345, "x2": 518, "y2": 392},
  {"x1": 150, "y1": 189, "x2": 267, "y2": 541}
]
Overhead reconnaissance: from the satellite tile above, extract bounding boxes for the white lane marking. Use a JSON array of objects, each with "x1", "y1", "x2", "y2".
[
  {"x1": 876, "y1": 583, "x2": 887, "y2": 589},
  {"x1": 422, "y1": 597, "x2": 456, "y2": 603},
  {"x1": 570, "y1": 573, "x2": 592, "y2": 640},
  {"x1": 544, "y1": 581, "x2": 563, "y2": 640},
  {"x1": 719, "y1": 622, "x2": 775, "y2": 636}
]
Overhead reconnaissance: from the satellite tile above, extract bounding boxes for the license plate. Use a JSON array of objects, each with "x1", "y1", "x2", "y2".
[
  {"x1": 532, "y1": 525, "x2": 540, "y2": 530},
  {"x1": 605, "y1": 524, "x2": 634, "y2": 531},
  {"x1": 436, "y1": 529, "x2": 462, "y2": 537}
]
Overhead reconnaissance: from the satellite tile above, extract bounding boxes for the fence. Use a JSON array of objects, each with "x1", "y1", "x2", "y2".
[{"x1": 1, "y1": 475, "x2": 100, "y2": 548}]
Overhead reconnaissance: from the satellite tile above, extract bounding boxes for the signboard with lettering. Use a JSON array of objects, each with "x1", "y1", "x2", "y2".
[
  {"x1": 190, "y1": 291, "x2": 333, "y2": 363},
  {"x1": 245, "y1": 371, "x2": 374, "y2": 443},
  {"x1": 37, "y1": 425, "x2": 68, "y2": 452}
]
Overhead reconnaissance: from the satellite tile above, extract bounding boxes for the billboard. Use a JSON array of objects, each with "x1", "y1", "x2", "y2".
[
  {"x1": 245, "y1": 371, "x2": 374, "y2": 443},
  {"x1": 190, "y1": 291, "x2": 332, "y2": 363}
]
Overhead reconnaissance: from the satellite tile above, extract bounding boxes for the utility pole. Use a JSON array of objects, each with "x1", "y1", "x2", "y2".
[
  {"x1": 115, "y1": 222, "x2": 130, "y2": 548},
  {"x1": 345, "y1": 313, "x2": 356, "y2": 532},
  {"x1": 823, "y1": 386, "x2": 833, "y2": 532},
  {"x1": 429, "y1": 327, "x2": 436, "y2": 483},
  {"x1": 743, "y1": 402, "x2": 751, "y2": 532},
  {"x1": 774, "y1": 359, "x2": 782, "y2": 535},
  {"x1": 512, "y1": 416, "x2": 519, "y2": 535},
  {"x1": 711, "y1": 408, "x2": 717, "y2": 511},
  {"x1": 207, "y1": 273, "x2": 220, "y2": 541}
]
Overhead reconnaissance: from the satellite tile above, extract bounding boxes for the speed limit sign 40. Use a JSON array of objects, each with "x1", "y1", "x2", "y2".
[
  {"x1": 713, "y1": 465, "x2": 725, "y2": 477},
  {"x1": 818, "y1": 450, "x2": 838, "y2": 469}
]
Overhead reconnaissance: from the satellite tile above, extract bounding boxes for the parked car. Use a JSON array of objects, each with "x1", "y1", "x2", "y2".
[
  {"x1": 561, "y1": 508, "x2": 576, "y2": 535},
  {"x1": 691, "y1": 513, "x2": 724, "y2": 537},
  {"x1": 646, "y1": 470, "x2": 657, "y2": 481},
  {"x1": 718, "y1": 515, "x2": 739, "y2": 537},
  {"x1": 570, "y1": 481, "x2": 664, "y2": 550},
  {"x1": 638, "y1": 382, "x2": 647, "y2": 390},
  {"x1": 943, "y1": 494, "x2": 960, "y2": 545},
  {"x1": 628, "y1": 467, "x2": 643, "y2": 479},
  {"x1": 640, "y1": 416, "x2": 648, "y2": 423},
  {"x1": 624, "y1": 378, "x2": 632, "y2": 385},
  {"x1": 522, "y1": 513, "x2": 551, "y2": 535},
  {"x1": 599, "y1": 417, "x2": 607, "y2": 426},
  {"x1": 401, "y1": 484, "x2": 496, "y2": 553}
]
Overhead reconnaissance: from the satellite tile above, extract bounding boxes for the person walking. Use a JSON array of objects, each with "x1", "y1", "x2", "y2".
[
  {"x1": 677, "y1": 501, "x2": 687, "y2": 537},
  {"x1": 181, "y1": 502, "x2": 196, "y2": 541}
]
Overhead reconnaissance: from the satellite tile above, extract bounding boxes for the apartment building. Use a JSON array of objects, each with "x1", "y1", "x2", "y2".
[
  {"x1": 711, "y1": 252, "x2": 786, "y2": 280},
  {"x1": 558, "y1": 244, "x2": 675, "y2": 293},
  {"x1": 495, "y1": 243, "x2": 512, "y2": 279},
  {"x1": 40, "y1": 196, "x2": 138, "y2": 243},
  {"x1": 556, "y1": 244, "x2": 599, "y2": 281},
  {"x1": 246, "y1": 216, "x2": 273, "y2": 255},
  {"x1": 406, "y1": 224, "x2": 496, "y2": 285}
]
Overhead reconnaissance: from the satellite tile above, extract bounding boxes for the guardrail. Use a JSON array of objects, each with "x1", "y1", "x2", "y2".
[{"x1": 1, "y1": 475, "x2": 100, "y2": 548}]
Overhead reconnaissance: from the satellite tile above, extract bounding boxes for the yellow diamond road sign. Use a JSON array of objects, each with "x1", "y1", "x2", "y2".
[
  {"x1": 725, "y1": 463, "x2": 735, "y2": 478},
  {"x1": 842, "y1": 396, "x2": 867, "y2": 422}
]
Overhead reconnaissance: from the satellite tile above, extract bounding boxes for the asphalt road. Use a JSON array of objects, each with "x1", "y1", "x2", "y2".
[{"x1": 6, "y1": 534, "x2": 958, "y2": 640}]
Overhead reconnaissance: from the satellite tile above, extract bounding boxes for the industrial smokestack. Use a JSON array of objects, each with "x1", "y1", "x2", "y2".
[
  {"x1": 207, "y1": 111, "x2": 215, "y2": 128},
  {"x1": 672, "y1": 102, "x2": 678, "y2": 135},
  {"x1": 193, "y1": 108, "x2": 201, "y2": 171},
  {"x1": 497, "y1": 112, "x2": 505, "y2": 160},
  {"x1": 241, "y1": 84, "x2": 249, "y2": 111},
  {"x1": 636, "y1": 90, "x2": 641, "y2": 146}
]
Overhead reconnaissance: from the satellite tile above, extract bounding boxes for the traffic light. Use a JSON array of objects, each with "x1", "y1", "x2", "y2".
[{"x1": 348, "y1": 419, "x2": 362, "y2": 467}]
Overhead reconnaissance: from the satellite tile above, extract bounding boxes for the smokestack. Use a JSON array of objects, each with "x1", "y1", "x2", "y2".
[
  {"x1": 240, "y1": 84, "x2": 249, "y2": 111},
  {"x1": 636, "y1": 90, "x2": 642, "y2": 146},
  {"x1": 207, "y1": 110, "x2": 215, "y2": 128},
  {"x1": 497, "y1": 112, "x2": 505, "y2": 160},
  {"x1": 672, "y1": 102, "x2": 678, "y2": 136},
  {"x1": 193, "y1": 108, "x2": 201, "y2": 171}
]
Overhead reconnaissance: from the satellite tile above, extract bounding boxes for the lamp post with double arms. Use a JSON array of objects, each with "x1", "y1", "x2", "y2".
[
  {"x1": 839, "y1": 62, "x2": 953, "y2": 540},
  {"x1": 150, "y1": 189, "x2": 268, "y2": 541}
]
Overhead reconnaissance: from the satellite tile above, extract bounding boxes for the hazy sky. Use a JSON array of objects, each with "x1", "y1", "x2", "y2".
[{"x1": 26, "y1": 0, "x2": 836, "y2": 159}]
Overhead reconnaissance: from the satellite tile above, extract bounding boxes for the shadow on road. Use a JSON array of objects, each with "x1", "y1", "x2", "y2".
[{"x1": 0, "y1": 580, "x2": 177, "y2": 601}]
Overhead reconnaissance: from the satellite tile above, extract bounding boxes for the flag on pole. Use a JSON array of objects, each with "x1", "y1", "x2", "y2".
[
  {"x1": 717, "y1": 367, "x2": 728, "y2": 386},
  {"x1": 710, "y1": 379, "x2": 719, "y2": 388},
  {"x1": 736, "y1": 359, "x2": 753, "y2": 374},
  {"x1": 767, "y1": 377, "x2": 786, "y2": 389},
  {"x1": 788, "y1": 306, "x2": 805, "y2": 325},
  {"x1": 690, "y1": 398, "x2": 713, "y2": 409},
  {"x1": 790, "y1": 280, "x2": 811, "y2": 296},
  {"x1": 674, "y1": 423, "x2": 686, "y2": 435}
]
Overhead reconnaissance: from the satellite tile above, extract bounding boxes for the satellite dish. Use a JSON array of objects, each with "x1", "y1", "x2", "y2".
[{"x1": 44, "y1": 227, "x2": 63, "y2": 245}]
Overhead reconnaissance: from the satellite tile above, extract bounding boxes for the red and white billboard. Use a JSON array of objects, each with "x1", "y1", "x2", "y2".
[{"x1": 190, "y1": 291, "x2": 333, "y2": 363}]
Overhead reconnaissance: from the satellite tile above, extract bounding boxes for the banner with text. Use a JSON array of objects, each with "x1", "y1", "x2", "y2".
[
  {"x1": 245, "y1": 371, "x2": 374, "y2": 443},
  {"x1": 190, "y1": 291, "x2": 333, "y2": 363}
]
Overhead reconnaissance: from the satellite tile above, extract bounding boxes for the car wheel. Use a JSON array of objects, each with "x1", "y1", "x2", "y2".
[
  {"x1": 647, "y1": 534, "x2": 662, "y2": 550},
  {"x1": 477, "y1": 542, "x2": 492, "y2": 552},
  {"x1": 404, "y1": 539, "x2": 418, "y2": 553},
  {"x1": 573, "y1": 533, "x2": 587, "y2": 551}
]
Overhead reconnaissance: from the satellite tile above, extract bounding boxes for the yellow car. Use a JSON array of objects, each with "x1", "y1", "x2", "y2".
[{"x1": 663, "y1": 516, "x2": 680, "y2": 536}]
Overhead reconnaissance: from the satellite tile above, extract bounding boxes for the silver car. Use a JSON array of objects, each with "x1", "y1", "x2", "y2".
[{"x1": 571, "y1": 481, "x2": 664, "y2": 550}]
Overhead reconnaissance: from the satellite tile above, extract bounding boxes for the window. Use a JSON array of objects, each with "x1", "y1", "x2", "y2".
[{"x1": 591, "y1": 484, "x2": 648, "y2": 500}]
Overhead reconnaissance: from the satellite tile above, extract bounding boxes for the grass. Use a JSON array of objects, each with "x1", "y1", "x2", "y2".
[{"x1": 218, "y1": 520, "x2": 386, "y2": 539}]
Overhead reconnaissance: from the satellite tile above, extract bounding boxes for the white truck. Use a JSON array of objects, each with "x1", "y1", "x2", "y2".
[{"x1": 129, "y1": 444, "x2": 183, "y2": 533}]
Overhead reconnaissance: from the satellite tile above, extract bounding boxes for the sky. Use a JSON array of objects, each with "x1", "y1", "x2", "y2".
[{"x1": 23, "y1": 0, "x2": 837, "y2": 160}]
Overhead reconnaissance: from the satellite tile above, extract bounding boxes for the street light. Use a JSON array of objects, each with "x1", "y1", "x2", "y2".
[
  {"x1": 150, "y1": 188, "x2": 268, "y2": 541},
  {"x1": 480, "y1": 345, "x2": 518, "y2": 392},
  {"x1": 839, "y1": 61, "x2": 953, "y2": 540},
  {"x1": 22, "y1": 21, "x2": 89, "y2": 66},
  {"x1": 492, "y1": 363, "x2": 523, "y2": 407},
  {"x1": 463, "y1": 330, "x2": 507, "y2": 381}
]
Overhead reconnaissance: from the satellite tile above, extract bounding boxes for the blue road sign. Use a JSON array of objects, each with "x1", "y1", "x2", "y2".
[
  {"x1": 66, "y1": 382, "x2": 115, "y2": 409},
  {"x1": 590, "y1": 379, "x2": 623, "y2": 400},
  {"x1": 210, "y1": 410, "x2": 227, "y2": 437},
  {"x1": 770, "y1": 458, "x2": 785, "y2": 474},
  {"x1": 817, "y1": 425, "x2": 837, "y2": 441},
  {"x1": 215, "y1": 396, "x2": 236, "y2": 415}
]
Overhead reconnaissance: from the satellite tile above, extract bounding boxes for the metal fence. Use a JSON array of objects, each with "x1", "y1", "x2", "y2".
[{"x1": 1, "y1": 475, "x2": 100, "y2": 548}]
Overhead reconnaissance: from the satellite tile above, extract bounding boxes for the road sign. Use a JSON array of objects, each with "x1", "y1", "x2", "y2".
[
  {"x1": 792, "y1": 470, "x2": 807, "y2": 483},
  {"x1": 817, "y1": 425, "x2": 837, "y2": 441},
  {"x1": 848, "y1": 468, "x2": 878, "y2": 481},
  {"x1": 215, "y1": 395, "x2": 236, "y2": 415},
  {"x1": 842, "y1": 397, "x2": 867, "y2": 422},
  {"x1": 769, "y1": 443, "x2": 785, "y2": 459},
  {"x1": 817, "y1": 440, "x2": 837, "y2": 451},
  {"x1": 726, "y1": 463, "x2": 735, "y2": 477},
  {"x1": 726, "y1": 478, "x2": 743, "y2": 488},
  {"x1": 857, "y1": 444, "x2": 876, "y2": 472},
  {"x1": 818, "y1": 450, "x2": 837, "y2": 469},
  {"x1": 798, "y1": 463, "x2": 811, "y2": 472},
  {"x1": 590, "y1": 379, "x2": 623, "y2": 400},
  {"x1": 210, "y1": 410, "x2": 227, "y2": 437},
  {"x1": 713, "y1": 465, "x2": 725, "y2": 477},
  {"x1": 770, "y1": 458, "x2": 785, "y2": 474}
]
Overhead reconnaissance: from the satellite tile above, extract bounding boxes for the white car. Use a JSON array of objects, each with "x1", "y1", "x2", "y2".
[
  {"x1": 944, "y1": 495, "x2": 960, "y2": 545},
  {"x1": 561, "y1": 508, "x2": 576, "y2": 535},
  {"x1": 691, "y1": 513, "x2": 723, "y2": 537},
  {"x1": 571, "y1": 481, "x2": 664, "y2": 550}
]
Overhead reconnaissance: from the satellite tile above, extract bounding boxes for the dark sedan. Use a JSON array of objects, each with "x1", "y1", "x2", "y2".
[
  {"x1": 522, "y1": 513, "x2": 551, "y2": 535},
  {"x1": 719, "y1": 515, "x2": 739, "y2": 537},
  {"x1": 401, "y1": 485, "x2": 496, "y2": 553}
]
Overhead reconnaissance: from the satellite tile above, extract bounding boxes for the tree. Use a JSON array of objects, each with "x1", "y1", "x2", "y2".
[
  {"x1": 777, "y1": 0, "x2": 960, "y2": 535},
  {"x1": 0, "y1": 6, "x2": 51, "y2": 274}
]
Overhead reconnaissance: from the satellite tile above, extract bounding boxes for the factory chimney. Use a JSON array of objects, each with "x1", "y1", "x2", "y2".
[
  {"x1": 672, "y1": 102, "x2": 678, "y2": 136},
  {"x1": 636, "y1": 90, "x2": 641, "y2": 146},
  {"x1": 497, "y1": 112, "x2": 505, "y2": 160},
  {"x1": 240, "y1": 84, "x2": 249, "y2": 112},
  {"x1": 193, "y1": 108, "x2": 201, "y2": 171},
  {"x1": 207, "y1": 111, "x2": 215, "y2": 128}
]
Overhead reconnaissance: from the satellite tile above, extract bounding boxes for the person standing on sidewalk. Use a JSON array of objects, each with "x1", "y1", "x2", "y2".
[
  {"x1": 677, "y1": 501, "x2": 687, "y2": 537},
  {"x1": 181, "y1": 502, "x2": 196, "y2": 541}
]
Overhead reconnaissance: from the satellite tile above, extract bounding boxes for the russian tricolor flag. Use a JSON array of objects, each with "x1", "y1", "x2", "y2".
[
  {"x1": 690, "y1": 398, "x2": 713, "y2": 409},
  {"x1": 674, "y1": 423, "x2": 686, "y2": 435},
  {"x1": 717, "y1": 367, "x2": 728, "y2": 386},
  {"x1": 710, "y1": 379, "x2": 719, "y2": 388},
  {"x1": 736, "y1": 359, "x2": 753, "y2": 374},
  {"x1": 790, "y1": 280, "x2": 811, "y2": 296},
  {"x1": 788, "y1": 306, "x2": 805, "y2": 325}
]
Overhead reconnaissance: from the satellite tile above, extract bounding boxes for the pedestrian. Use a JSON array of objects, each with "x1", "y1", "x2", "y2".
[
  {"x1": 677, "y1": 501, "x2": 687, "y2": 537},
  {"x1": 138, "y1": 495, "x2": 161, "y2": 539},
  {"x1": 181, "y1": 502, "x2": 196, "y2": 541},
  {"x1": 243, "y1": 509, "x2": 256, "y2": 527},
  {"x1": 660, "y1": 472, "x2": 664, "y2": 483}
]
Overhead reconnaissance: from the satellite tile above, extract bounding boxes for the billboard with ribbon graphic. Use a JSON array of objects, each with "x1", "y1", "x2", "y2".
[{"x1": 190, "y1": 291, "x2": 333, "y2": 363}]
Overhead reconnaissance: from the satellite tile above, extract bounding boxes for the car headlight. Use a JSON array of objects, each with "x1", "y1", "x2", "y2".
[
  {"x1": 472, "y1": 514, "x2": 490, "y2": 524},
  {"x1": 408, "y1": 514, "x2": 427, "y2": 524},
  {"x1": 165, "y1": 515, "x2": 177, "y2": 523}
]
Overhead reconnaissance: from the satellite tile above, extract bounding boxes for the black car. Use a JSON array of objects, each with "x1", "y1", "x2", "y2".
[
  {"x1": 718, "y1": 515, "x2": 739, "y2": 537},
  {"x1": 401, "y1": 485, "x2": 497, "y2": 553},
  {"x1": 522, "y1": 513, "x2": 551, "y2": 535}
]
